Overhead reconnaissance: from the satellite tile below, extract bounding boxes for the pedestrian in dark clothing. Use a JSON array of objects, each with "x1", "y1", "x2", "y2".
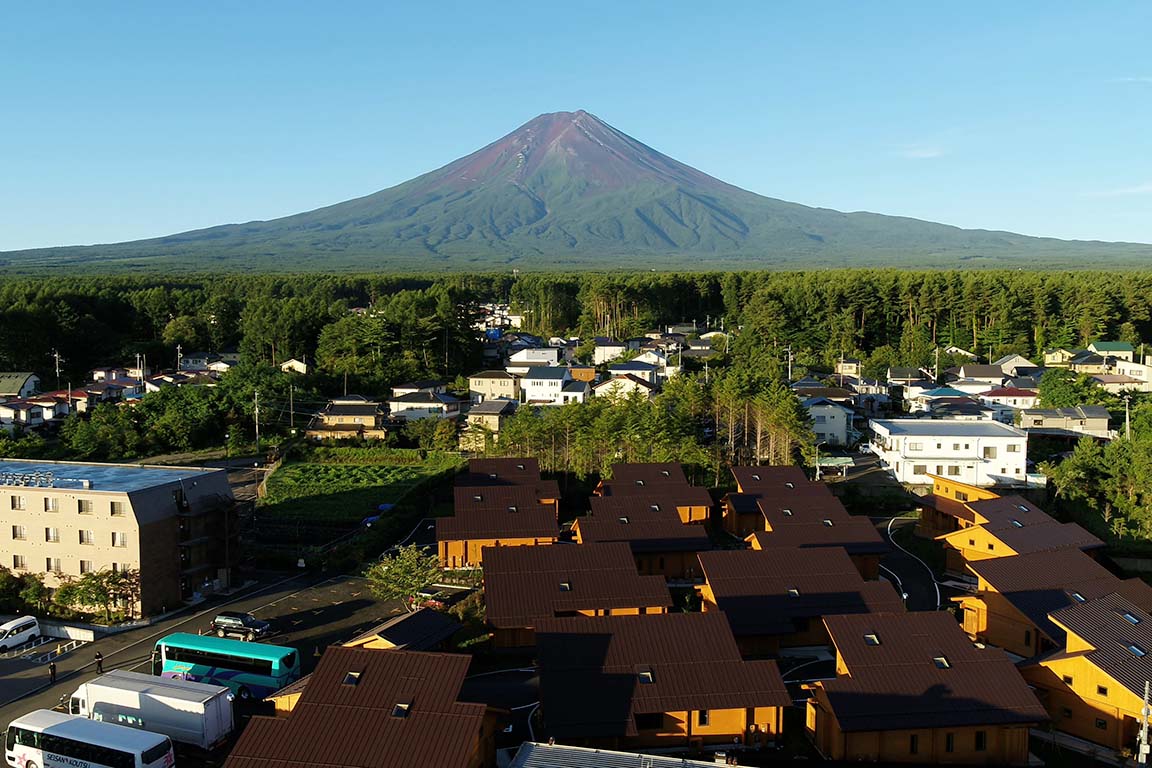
[
  {"x1": 95, "y1": 651, "x2": 104, "y2": 673},
  {"x1": 48, "y1": 661, "x2": 57, "y2": 684}
]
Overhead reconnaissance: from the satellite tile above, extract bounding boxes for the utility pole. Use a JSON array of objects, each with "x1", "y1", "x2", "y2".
[
  {"x1": 66, "y1": 380, "x2": 72, "y2": 416},
  {"x1": 289, "y1": 384, "x2": 295, "y2": 430},
  {"x1": 1126, "y1": 395, "x2": 1132, "y2": 440},
  {"x1": 1139, "y1": 680, "x2": 1150, "y2": 764},
  {"x1": 783, "y1": 346, "x2": 793, "y2": 383},
  {"x1": 176, "y1": 344, "x2": 183, "y2": 372},
  {"x1": 50, "y1": 349, "x2": 64, "y2": 389},
  {"x1": 934, "y1": 347, "x2": 941, "y2": 383},
  {"x1": 254, "y1": 390, "x2": 260, "y2": 447}
]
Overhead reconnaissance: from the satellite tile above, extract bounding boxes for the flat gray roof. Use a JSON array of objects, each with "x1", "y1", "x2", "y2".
[
  {"x1": 871, "y1": 419, "x2": 1024, "y2": 438},
  {"x1": 0, "y1": 459, "x2": 221, "y2": 493}
]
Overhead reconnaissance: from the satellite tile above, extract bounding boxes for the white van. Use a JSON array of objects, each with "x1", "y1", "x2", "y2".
[{"x1": 0, "y1": 615, "x2": 40, "y2": 651}]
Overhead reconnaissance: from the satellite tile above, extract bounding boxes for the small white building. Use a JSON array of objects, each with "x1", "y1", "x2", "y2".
[
  {"x1": 1020, "y1": 406, "x2": 1113, "y2": 439},
  {"x1": 390, "y1": 380, "x2": 446, "y2": 398},
  {"x1": 510, "y1": 348, "x2": 564, "y2": 366},
  {"x1": 0, "y1": 373, "x2": 40, "y2": 402},
  {"x1": 608, "y1": 361, "x2": 659, "y2": 386},
  {"x1": 803, "y1": 397, "x2": 854, "y2": 447},
  {"x1": 521, "y1": 367, "x2": 572, "y2": 405},
  {"x1": 386, "y1": 392, "x2": 462, "y2": 421},
  {"x1": 591, "y1": 338, "x2": 627, "y2": 366},
  {"x1": 593, "y1": 375, "x2": 656, "y2": 403},
  {"x1": 869, "y1": 419, "x2": 1028, "y2": 487},
  {"x1": 978, "y1": 387, "x2": 1039, "y2": 410},
  {"x1": 280, "y1": 358, "x2": 309, "y2": 375}
]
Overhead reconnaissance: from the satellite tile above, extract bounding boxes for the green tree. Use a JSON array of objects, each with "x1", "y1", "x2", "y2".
[{"x1": 363, "y1": 545, "x2": 441, "y2": 607}]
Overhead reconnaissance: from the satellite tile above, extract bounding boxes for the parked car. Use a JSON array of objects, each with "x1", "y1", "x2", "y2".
[
  {"x1": 0, "y1": 615, "x2": 40, "y2": 652},
  {"x1": 208, "y1": 611, "x2": 272, "y2": 640}
]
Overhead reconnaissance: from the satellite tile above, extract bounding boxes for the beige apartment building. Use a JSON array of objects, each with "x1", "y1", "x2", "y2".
[
  {"x1": 468, "y1": 371, "x2": 521, "y2": 404},
  {"x1": 1, "y1": 459, "x2": 239, "y2": 616}
]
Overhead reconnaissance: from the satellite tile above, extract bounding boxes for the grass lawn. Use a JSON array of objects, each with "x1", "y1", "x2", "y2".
[{"x1": 259, "y1": 450, "x2": 462, "y2": 526}]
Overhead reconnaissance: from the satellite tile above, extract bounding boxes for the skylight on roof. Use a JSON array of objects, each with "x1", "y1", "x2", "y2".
[
  {"x1": 392, "y1": 702, "x2": 411, "y2": 718},
  {"x1": 650, "y1": 504, "x2": 660, "y2": 512},
  {"x1": 473, "y1": 494, "x2": 482, "y2": 502},
  {"x1": 1124, "y1": 612, "x2": 1142, "y2": 625},
  {"x1": 1129, "y1": 644, "x2": 1148, "y2": 658},
  {"x1": 864, "y1": 633, "x2": 881, "y2": 646},
  {"x1": 618, "y1": 516, "x2": 630, "y2": 524},
  {"x1": 1017, "y1": 504, "x2": 1029, "y2": 512},
  {"x1": 488, "y1": 473, "x2": 498, "y2": 479},
  {"x1": 1070, "y1": 591, "x2": 1086, "y2": 603},
  {"x1": 635, "y1": 480, "x2": 645, "y2": 486},
  {"x1": 751, "y1": 474, "x2": 761, "y2": 481},
  {"x1": 343, "y1": 671, "x2": 362, "y2": 686},
  {"x1": 516, "y1": 463, "x2": 525, "y2": 470},
  {"x1": 787, "y1": 588, "x2": 800, "y2": 598},
  {"x1": 822, "y1": 519, "x2": 834, "y2": 527},
  {"x1": 933, "y1": 656, "x2": 952, "y2": 669},
  {"x1": 508, "y1": 505, "x2": 518, "y2": 513},
  {"x1": 782, "y1": 508, "x2": 793, "y2": 516},
  {"x1": 638, "y1": 668, "x2": 654, "y2": 684},
  {"x1": 661, "y1": 470, "x2": 670, "y2": 477},
  {"x1": 785, "y1": 482, "x2": 795, "y2": 489},
  {"x1": 559, "y1": 581, "x2": 571, "y2": 592},
  {"x1": 1010, "y1": 519, "x2": 1024, "y2": 528}
]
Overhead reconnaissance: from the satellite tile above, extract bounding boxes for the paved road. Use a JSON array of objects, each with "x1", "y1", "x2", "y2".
[
  {"x1": 876, "y1": 515, "x2": 941, "y2": 612},
  {"x1": 0, "y1": 571, "x2": 401, "y2": 725}
]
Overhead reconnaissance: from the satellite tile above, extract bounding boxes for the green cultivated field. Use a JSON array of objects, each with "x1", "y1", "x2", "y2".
[{"x1": 258, "y1": 450, "x2": 462, "y2": 527}]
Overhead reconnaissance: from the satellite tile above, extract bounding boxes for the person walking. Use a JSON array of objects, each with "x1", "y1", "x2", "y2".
[
  {"x1": 48, "y1": 661, "x2": 57, "y2": 684},
  {"x1": 95, "y1": 651, "x2": 104, "y2": 674}
]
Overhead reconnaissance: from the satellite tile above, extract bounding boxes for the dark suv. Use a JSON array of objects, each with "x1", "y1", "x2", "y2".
[{"x1": 209, "y1": 611, "x2": 272, "y2": 641}]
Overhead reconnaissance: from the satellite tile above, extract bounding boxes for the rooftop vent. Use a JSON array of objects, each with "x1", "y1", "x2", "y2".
[
  {"x1": 1016, "y1": 504, "x2": 1029, "y2": 512},
  {"x1": 650, "y1": 504, "x2": 661, "y2": 512},
  {"x1": 516, "y1": 464, "x2": 525, "y2": 470},
  {"x1": 488, "y1": 473, "x2": 498, "y2": 479},
  {"x1": 660, "y1": 470, "x2": 670, "y2": 477},
  {"x1": 638, "y1": 668, "x2": 654, "y2": 684},
  {"x1": 785, "y1": 482, "x2": 795, "y2": 489},
  {"x1": 1070, "y1": 591, "x2": 1086, "y2": 603},
  {"x1": 473, "y1": 494, "x2": 482, "y2": 502},
  {"x1": 635, "y1": 480, "x2": 645, "y2": 487}
]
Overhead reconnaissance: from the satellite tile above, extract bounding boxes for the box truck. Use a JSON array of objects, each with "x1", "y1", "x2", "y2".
[{"x1": 67, "y1": 669, "x2": 234, "y2": 751}]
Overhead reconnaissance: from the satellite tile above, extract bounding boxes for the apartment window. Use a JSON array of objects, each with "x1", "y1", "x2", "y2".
[
  {"x1": 975, "y1": 731, "x2": 987, "y2": 752},
  {"x1": 952, "y1": 443, "x2": 960, "y2": 451},
  {"x1": 697, "y1": 710, "x2": 710, "y2": 727},
  {"x1": 1096, "y1": 718, "x2": 1107, "y2": 730},
  {"x1": 110, "y1": 501, "x2": 125, "y2": 517},
  {"x1": 1097, "y1": 685, "x2": 1109, "y2": 696},
  {"x1": 79, "y1": 530, "x2": 94, "y2": 545},
  {"x1": 13, "y1": 554, "x2": 27, "y2": 570},
  {"x1": 45, "y1": 527, "x2": 59, "y2": 543},
  {"x1": 11, "y1": 525, "x2": 26, "y2": 540},
  {"x1": 44, "y1": 497, "x2": 58, "y2": 512},
  {"x1": 945, "y1": 733, "x2": 955, "y2": 753},
  {"x1": 10, "y1": 495, "x2": 25, "y2": 510},
  {"x1": 909, "y1": 734, "x2": 919, "y2": 755},
  {"x1": 46, "y1": 557, "x2": 61, "y2": 573},
  {"x1": 79, "y1": 560, "x2": 93, "y2": 574},
  {"x1": 983, "y1": 447, "x2": 997, "y2": 459},
  {"x1": 814, "y1": 415, "x2": 826, "y2": 424},
  {"x1": 908, "y1": 442, "x2": 923, "y2": 451},
  {"x1": 1007, "y1": 444, "x2": 1020, "y2": 453},
  {"x1": 112, "y1": 531, "x2": 129, "y2": 548},
  {"x1": 913, "y1": 465, "x2": 927, "y2": 475},
  {"x1": 936, "y1": 465, "x2": 944, "y2": 475},
  {"x1": 78, "y1": 499, "x2": 93, "y2": 515},
  {"x1": 948, "y1": 466, "x2": 961, "y2": 476}
]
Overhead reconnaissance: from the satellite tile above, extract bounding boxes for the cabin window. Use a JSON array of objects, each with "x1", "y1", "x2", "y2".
[
  {"x1": 975, "y1": 731, "x2": 987, "y2": 752},
  {"x1": 1096, "y1": 718, "x2": 1107, "y2": 730},
  {"x1": 945, "y1": 733, "x2": 955, "y2": 753},
  {"x1": 909, "y1": 734, "x2": 919, "y2": 755},
  {"x1": 1097, "y1": 685, "x2": 1109, "y2": 696},
  {"x1": 1062, "y1": 675, "x2": 1073, "y2": 685},
  {"x1": 697, "y1": 710, "x2": 710, "y2": 727},
  {"x1": 634, "y1": 713, "x2": 662, "y2": 730},
  {"x1": 1024, "y1": 629, "x2": 1032, "y2": 647}
]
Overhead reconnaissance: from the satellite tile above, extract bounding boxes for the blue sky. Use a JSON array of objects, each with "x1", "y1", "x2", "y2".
[{"x1": 2, "y1": 2, "x2": 1151, "y2": 249}]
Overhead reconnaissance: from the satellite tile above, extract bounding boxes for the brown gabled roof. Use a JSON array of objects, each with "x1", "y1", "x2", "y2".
[
  {"x1": 729, "y1": 465, "x2": 814, "y2": 495},
  {"x1": 536, "y1": 613, "x2": 789, "y2": 739},
  {"x1": 698, "y1": 548, "x2": 904, "y2": 636},
  {"x1": 224, "y1": 648, "x2": 488, "y2": 768},
  {"x1": 818, "y1": 612, "x2": 1047, "y2": 731},
  {"x1": 922, "y1": 494, "x2": 978, "y2": 524},
  {"x1": 484, "y1": 542, "x2": 671, "y2": 629},
  {"x1": 990, "y1": 521, "x2": 1105, "y2": 555},
  {"x1": 597, "y1": 463, "x2": 689, "y2": 495},
  {"x1": 1048, "y1": 592, "x2": 1152, "y2": 699},
  {"x1": 576, "y1": 500, "x2": 711, "y2": 553},
  {"x1": 967, "y1": 549, "x2": 1152, "y2": 646},
  {"x1": 344, "y1": 608, "x2": 462, "y2": 651},
  {"x1": 437, "y1": 487, "x2": 558, "y2": 541},
  {"x1": 748, "y1": 510, "x2": 889, "y2": 557},
  {"x1": 589, "y1": 488, "x2": 714, "y2": 515},
  {"x1": 461, "y1": 457, "x2": 541, "y2": 486}
]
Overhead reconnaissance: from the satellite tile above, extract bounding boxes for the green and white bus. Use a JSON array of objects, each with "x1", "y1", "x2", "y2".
[
  {"x1": 153, "y1": 633, "x2": 300, "y2": 700},
  {"x1": 5, "y1": 710, "x2": 174, "y2": 768}
]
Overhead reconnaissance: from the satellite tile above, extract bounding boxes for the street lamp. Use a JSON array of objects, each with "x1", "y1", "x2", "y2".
[{"x1": 815, "y1": 441, "x2": 827, "y2": 482}]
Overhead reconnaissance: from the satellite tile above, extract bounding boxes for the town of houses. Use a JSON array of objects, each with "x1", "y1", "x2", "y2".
[{"x1": 4, "y1": 321, "x2": 1152, "y2": 767}]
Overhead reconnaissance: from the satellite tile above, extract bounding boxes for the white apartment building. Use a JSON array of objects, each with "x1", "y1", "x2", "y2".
[
  {"x1": 803, "y1": 397, "x2": 854, "y2": 447},
  {"x1": 869, "y1": 420, "x2": 1028, "y2": 487},
  {"x1": 521, "y1": 367, "x2": 572, "y2": 405},
  {"x1": 0, "y1": 459, "x2": 238, "y2": 615}
]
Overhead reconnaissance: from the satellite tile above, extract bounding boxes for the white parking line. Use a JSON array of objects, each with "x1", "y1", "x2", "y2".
[{"x1": 886, "y1": 516, "x2": 941, "y2": 610}]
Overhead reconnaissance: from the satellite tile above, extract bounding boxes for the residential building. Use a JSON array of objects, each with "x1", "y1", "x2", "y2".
[
  {"x1": 927, "y1": 488, "x2": 1103, "y2": 573},
  {"x1": 803, "y1": 397, "x2": 854, "y2": 446},
  {"x1": 305, "y1": 396, "x2": 388, "y2": 440},
  {"x1": 521, "y1": 367, "x2": 572, "y2": 405},
  {"x1": 806, "y1": 612, "x2": 1047, "y2": 765},
  {"x1": 437, "y1": 482, "x2": 560, "y2": 568},
  {"x1": 567, "y1": 365, "x2": 596, "y2": 384},
  {"x1": 1091, "y1": 374, "x2": 1150, "y2": 394},
  {"x1": 991, "y1": 354, "x2": 1038, "y2": 377},
  {"x1": 510, "y1": 348, "x2": 564, "y2": 366},
  {"x1": 1019, "y1": 405, "x2": 1112, "y2": 439},
  {"x1": 834, "y1": 357, "x2": 861, "y2": 378},
  {"x1": 460, "y1": 399, "x2": 517, "y2": 451},
  {"x1": 279, "y1": 358, "x2": 309, "y2": 375},
  {"x1": 178, "y1": 352, "x2": 219, "y2": 371},
  {"x1": 574, "y1": 499, "x2": 711, "y2": 580},
  {"x1": 955, "y1": 548, "x2": 1152, "y2": 658},
  {"x1": 467, "y1": 370, "x2": 521, "y2": 404},
  {"x1": 978, "y1": 387, "x2": 1039, "y2": 410},
  {"x1": 483, "y1": 542, "x2": 671, "y2": 648},
  {"x1": 1088, "y1": 340, "x2": 1135, "y2": 362},
  {"x1": 0, "y1": 372, "x2": 40, "y2": 402},
  {"x1": 724, "y1": 466, "x2": 888, "y2": 579},
  {"x1": 387, "y1": 391, "x2": 462, "y2": 421},
  {"x1": 592, "y1": 374, "x2": 655, "y2": 403},
  {"x1": 0, "y1": 459, "x2": 238, "y2": 615},
  {"x1": 225, "y1": 648, "x2": 499, "y2": 768},
  {"x1": 886, "y1": 367, "x2": 931, "y2": 387},
  {"x1": 697, "y1": 547, "x2": 904, "y2": 656},
  {"x1": 591, "y1": 338, "x2": 627, "y2": 366},
  {"x1": 462, "y1": 458, "x2": 547, "y2": 487},
  {"x1": 1044, "y1": 347, "x2": 1077, "y2": 367},
  {"x1": 594, "y1": 463, "x2": 712, "y2": 523},
  {"x1": 560, "y1": 380, "x2": 590, "y2": 404},
  {"x1": 869, "y1": 420, "x2": 1028, "y2": 487},
  {"x1": 342, "y1": 609, "x2": 462, "y2": 652},
  {"x1": 955, "y1": 364, "x2": 1007, "y2": 387},
  {"x1": 944, "y1": 345, "x2": 978, "y2": 360},
  {"x1": 536, "y1": 612, "x2": 789, "y2": 750},
  {"x1": 1022, "y1": 593, "x2": 1152, "y2": 751},
  {"x1": 1067, "y1": 351, "x2": 1111, "y2": 375},
  {"x1": 607, "y1": 361, "x2": 659, "y2": 386}
]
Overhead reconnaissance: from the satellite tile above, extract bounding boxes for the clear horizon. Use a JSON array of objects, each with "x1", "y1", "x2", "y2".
[{"x1": 2, "y1": 2, "x2": 1150, "y2": 250}]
